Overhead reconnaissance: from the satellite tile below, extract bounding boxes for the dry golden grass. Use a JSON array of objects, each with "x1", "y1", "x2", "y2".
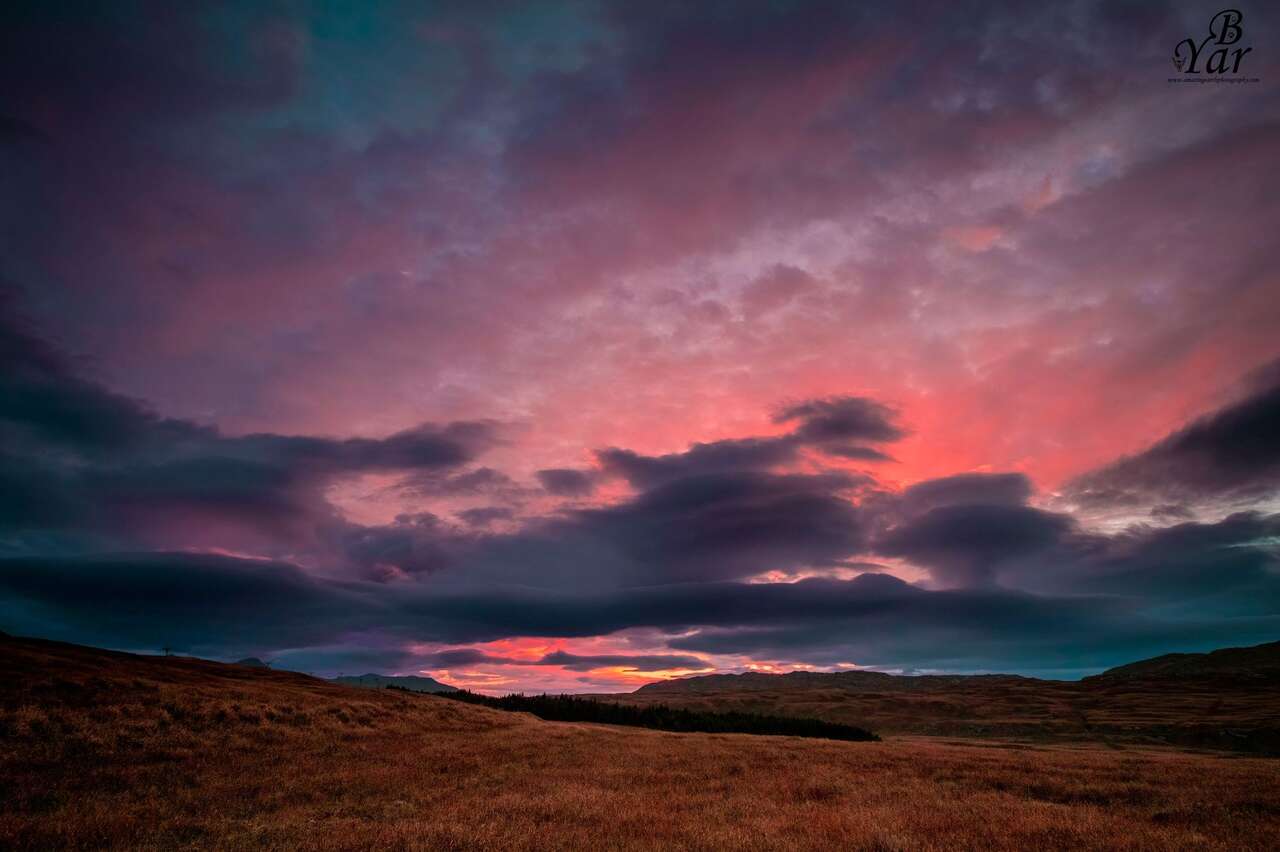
[
  {"x1": 603, "y1": 675, "x2": 1280, "y2": 751},
  {"x1": 3, "y1": 635, "x2": 1279, "y2": 850}
]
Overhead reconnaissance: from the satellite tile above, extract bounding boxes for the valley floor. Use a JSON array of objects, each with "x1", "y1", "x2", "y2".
[{"x1": 3, "y1": 637, "x2": 1278, "y2": 851}]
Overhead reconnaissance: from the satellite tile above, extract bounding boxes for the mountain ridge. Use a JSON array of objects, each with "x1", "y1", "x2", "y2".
[
  {"x1": 332, "y1": 672, "x2": 458, "y2": 693},
  {"x1": 1083, "y1": 640, "x2": 1280, "y2": 682},
  {"x1": 633, "y1": 640, "x2": 1280, "y2": 695},
  {"x1": 634, "y1": 669, "x2": 1035, "y2": 695},
  {"x1": 608, "y1": 639, "x2": 1280, "y2": 752}
]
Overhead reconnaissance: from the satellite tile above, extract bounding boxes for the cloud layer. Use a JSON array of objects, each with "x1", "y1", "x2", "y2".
[
  {"x1": 3, "y1": 303, "x2": 1278, "y2": 686},
  {"x1": 0, "y1": 1, "x2": 1277, "y2": 689}
]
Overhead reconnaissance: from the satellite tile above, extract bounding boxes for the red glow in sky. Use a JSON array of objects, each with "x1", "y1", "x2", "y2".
[{"x1": 2, "y1": 1, "x2": 1278, "y2": 691}]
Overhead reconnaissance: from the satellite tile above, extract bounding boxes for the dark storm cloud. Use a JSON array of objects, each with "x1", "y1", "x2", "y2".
[
  {"x1": 0, "y1": 302, "x2": 203, "y2": 454},
  {"x1": 1150, "y1": 504, "x2": 1193, "y2": 521},
  {"x1": 0, "y1": 0, "x2": 1276, "y2": 685},
  {"x1": 535, "y1": 468, "x2": 597, "y2": 497},
  {"x1": 398, "y1": 575, "x2": 908, "y2": 641},
  {"x1": 0, "y1": 311, "x2": 496, "y2": 554},
  {"x1": 594, "y1": 396, "x2": 905, "y2": 491},
  {"x1": 537, "y1": 650, "x2": 708, "y2": 672},
  {"x1": 0, "y1": 553, "x2": 905, "y2": 652},
  {"x1": 4, "y1": 502, "x2": 1278, "y2": 675},
  {"x1": 823, "y1": 445, "x2": 896, "y2": 462},
  {"x1": 0, "y1": 552, "x2": 359, "y2": 654},
  {"x1": 0, "y1": 557, "x2": 954, "y2": 651},
  {"x1": 573, "y1": 471, "x2": 868, "y2": 584},
  {"x1": 857, "y1": 471, "x2": 1066, "y2": 588},
  {"x1": 662, "y1": 580, "x2": 1140, "y2": 667},
  {"x1": 393, "y1": 466, "x2": 531, "y2": 517},
  {"x1": 658, "y1": 521, "x2": 1280, "y2": 672},
  {"x1": 876, "y1": 504, "x2": 1075, "y2": 588},
  {"x1": 5, "y1": 306, "x2": 1278, "y2": 678},
  {"x1": 1026, "y1": 512, "x2": 1280, "y2": 611},
  {"x1": 398, "y1": 467, "x2": 521, "y2": 498},
  {"x1": 414, "y1": 648, "x2": 707, "y2": 672},
  {"x1": 458, "y1": 506, "x2": 516, "y2": 528},
  {"x1": 326, "y1": 396, "x2": 892, "y2": 585},
  {"x1": 416, "y1": 648, "x2": 497, "y2": 667},
  {"x1": 1069, "y1": 368, "x2": 1280, "y2": 509},
  {"x1": 899, "y1": 473, "x2": 1033, "y2": 514},
  {"x1": 774, "y1": 396, "x2": 906, "y2": 446},
  {"x1": 0, "y1": 306, "x2": 491, "y2": 472},
  {"x1": 864, "y1": 468, "x2": 1278, "y2": 601},
  {"x1": 595, "y1": 438, "x2": 799, "y2": 488},
  {"x1": 664, "y1": 604, "x2": 1280, "y2": 676},
  {"x1": 267, "y1": 643, "x2": 419, "y2": 675},
  {"x1": 339, "y1": 513, "x2": 462, "y2": 579},
  {"x1": 3, "y1": 311, "x2": 887, "y2": 586},
  {"x1": 1, "y1": 309, "x2": 488, "y2": 474},
  {"x1": 414, "y1": 469, "x2": 874, "y2": 590}
]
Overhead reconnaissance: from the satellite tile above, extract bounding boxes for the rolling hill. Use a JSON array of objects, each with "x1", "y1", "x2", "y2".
[
  {"x1": 332, "y1": 673, "x2": 458, "y2": 693},
  {"x1": 2, "y1": 633, "x2": 1279, "y2": 849},
  {"x1": 616, "y1": 641, "x2": 1280, "y2": 752},
  {"x1": 1085, "y1": 640, "x2": 1280, "y2": 682}
]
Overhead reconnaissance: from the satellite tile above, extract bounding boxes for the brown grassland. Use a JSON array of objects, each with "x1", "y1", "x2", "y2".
[
  {"x1": 2, "y1": 634, "x2": 1279, "y2": 851},
  {"x1": 601, "y1": 670, "x2": 1280, "y2": 752}
]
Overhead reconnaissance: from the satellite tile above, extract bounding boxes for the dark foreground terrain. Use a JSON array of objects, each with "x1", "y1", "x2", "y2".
[
  {"x1": 2, "y1": 635, "x2": 1280, "y2": 850},
  {"x1": 607, "y1": 642, "x2": 1280, "y2": 753}
]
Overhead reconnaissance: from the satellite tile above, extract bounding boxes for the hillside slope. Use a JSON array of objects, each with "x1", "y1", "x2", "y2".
[
  {"x1": 3, "y1": 634, "x2": 1280, "y2": 850},
  {"x1": 619, "y1": 642, "x2": 1280, "y2": 751},
  {"x1": 1086, "y1": 640, "x2": 1280, "y2": 682},
  {"x1": 332, "y1": 673, "x2": 458, "y2": 693},
  {"x1": 634, "y1": 670, "x2": 1035, "y2": 695}
]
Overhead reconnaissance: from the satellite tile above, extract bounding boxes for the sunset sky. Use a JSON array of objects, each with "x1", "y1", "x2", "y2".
[{"x1": 2, "y1": 0, "x2": 1278, "y2": 692}]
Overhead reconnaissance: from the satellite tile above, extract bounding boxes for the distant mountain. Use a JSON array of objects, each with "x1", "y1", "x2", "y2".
[
  {"x1": 2, "y1": 631, "x2": 1278, "y2": 755},
  {"x1": 614, "y1": 640, "x2": 1280, "y2": 752},
  {"x1": 333, "y1": 673, "x2": 458, "y2": 693},
  {"x1": 235, "y1": 657, "x2": 270, "y2": 668},
  {"x1": 634, "y1": 668, "x2": 1031, "y2": 695},
  {"x1": 637, "y1": 641, "x2": 1280, "y2": 695},
  {"x1": 1085, "y1": 640, "x2": 1280, "y2": 682},
  {"x1": 636, "y1": 670, "x2": 891, "y2": 694}
]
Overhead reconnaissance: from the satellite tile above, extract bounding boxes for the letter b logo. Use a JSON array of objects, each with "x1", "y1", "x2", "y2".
[{"x1": 1211, "y1": 9, "x2": 1243, "y2": 45}]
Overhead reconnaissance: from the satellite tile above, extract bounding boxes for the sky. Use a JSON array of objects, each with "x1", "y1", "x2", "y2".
[{"x1": 1, "y1": 0, "x2": 1278, "y2": 692}]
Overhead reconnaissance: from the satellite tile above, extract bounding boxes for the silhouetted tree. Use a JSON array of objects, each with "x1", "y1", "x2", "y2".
[{"x1": 420, "y1": 689, "x2": 878, "y2": 742}]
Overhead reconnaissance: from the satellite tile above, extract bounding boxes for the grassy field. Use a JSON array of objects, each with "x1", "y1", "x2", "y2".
[
  {"x1": 600, "y1": 669, "x2": 1280, "y2": 753},
  {"x1": 3, "y1": 635, "x2": 1279, "y2": 851}
]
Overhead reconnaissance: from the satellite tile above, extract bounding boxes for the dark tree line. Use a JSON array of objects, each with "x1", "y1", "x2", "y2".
[{"x1": 415, "y1": 688, "x2": 879, "y2": 742}]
